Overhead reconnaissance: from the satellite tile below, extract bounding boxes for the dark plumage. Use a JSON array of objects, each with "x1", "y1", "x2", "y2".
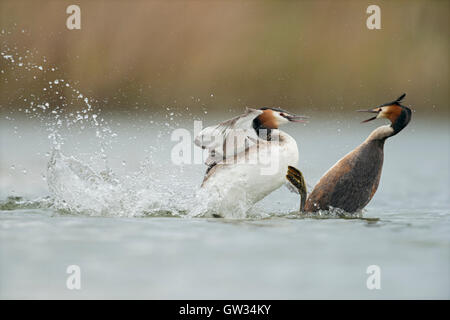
[
  {"x1": 304, "y1": 139, "x2": 384, "y2": 212},
  {"x1": 287, "y1": 94, "x2": 412, "y2": 213}
]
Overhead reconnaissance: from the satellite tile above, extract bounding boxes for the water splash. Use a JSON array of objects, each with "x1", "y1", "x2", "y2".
[
  {"x1": 1, "y1": 39, "x2": 145, "y2": 216},
  {"x1": 1, "y1": 36, "x2": 254, "y2": 218},
  {"x1": 46, "y1": 148, "x2": 195, "y2": 217},
  {"x1": 1, "y1": 37, "x2": 117, "y2": 158},
  {"x1": 1, "y1": 35, "x2": 350, "y2": 219},
  {"x1": 0, "y1": 196, "x2": 53, "y2": 211}
]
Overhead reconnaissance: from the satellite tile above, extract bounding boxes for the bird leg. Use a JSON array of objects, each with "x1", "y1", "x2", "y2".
[{"x1": 286, "y1": 166, "x2": 307, "y2": 212}]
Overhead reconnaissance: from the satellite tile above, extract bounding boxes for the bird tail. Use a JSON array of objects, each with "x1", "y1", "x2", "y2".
[{"x1": 286, "y1": 166, "x2": 307, "y2": 212}]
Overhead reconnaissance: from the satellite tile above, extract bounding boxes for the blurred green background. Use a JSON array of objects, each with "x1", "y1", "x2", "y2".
[{"x1": 0, "y1": 0, "x2": 448, "y2": 116}]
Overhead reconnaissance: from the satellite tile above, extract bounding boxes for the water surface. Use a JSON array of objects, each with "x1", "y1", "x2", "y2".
[{"x1": 0, "y1": 116, "x2": 449, "y2": 299}]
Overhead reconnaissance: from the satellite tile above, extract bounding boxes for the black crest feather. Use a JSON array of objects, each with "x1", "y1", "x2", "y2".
[
  {"x1": 380, "y1": 93, "x2": 406, "y2": 107},
  {"x1": 395, "y1": 93, "x2": 406, "y2": 103}
]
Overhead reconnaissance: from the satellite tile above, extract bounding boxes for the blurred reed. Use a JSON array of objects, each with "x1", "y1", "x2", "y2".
[{"x1": 0, "y1": 0, "x2": 448, "y2": 117}]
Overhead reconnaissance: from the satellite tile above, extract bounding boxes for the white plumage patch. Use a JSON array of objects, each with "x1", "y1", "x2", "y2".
[{"x1": 194, "y1": 108, "x2": 263, "y2": 165}]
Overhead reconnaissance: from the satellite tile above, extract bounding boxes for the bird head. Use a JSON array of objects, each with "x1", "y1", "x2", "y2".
[
  {"x1": 254, "y1": 107, "x2": 308, "y2": 130},
  {"x1": 357, "y1": 94, "x2": 412, "y2": 134}
]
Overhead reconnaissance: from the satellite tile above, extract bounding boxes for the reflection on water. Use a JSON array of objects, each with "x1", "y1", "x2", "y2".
[{"x1": 0, "y1": 206, "x2": 449, "y2": 299}]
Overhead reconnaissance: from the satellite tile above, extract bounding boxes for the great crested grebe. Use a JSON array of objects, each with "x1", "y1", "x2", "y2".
[
  {"x1": 287, "y1": 94, "x2": 412, "y2": 213},
  {"x1": 194, "y1": 107, "x2": 307, "y2": 217}
]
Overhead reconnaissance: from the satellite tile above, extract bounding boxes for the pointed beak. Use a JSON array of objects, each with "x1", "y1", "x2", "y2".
[
  {"x1": 285, "y1": 114, "x2": 309, "y2": 123},
  {"x1": 356, "y1": 108, "x2": 380, "y2": 123}
]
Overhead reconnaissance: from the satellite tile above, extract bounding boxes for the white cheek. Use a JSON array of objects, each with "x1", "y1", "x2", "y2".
[
  {"x1": 377, "y1": 110, "x2": 388, "y2": 119},
  {"x1": 274, "y1": 113, "x2": 289, "y2": 124}
]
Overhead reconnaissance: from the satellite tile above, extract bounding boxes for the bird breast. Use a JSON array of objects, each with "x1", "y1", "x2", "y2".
[{"x1": 201, "y1": 130, "x2": 299, "y2": 213}]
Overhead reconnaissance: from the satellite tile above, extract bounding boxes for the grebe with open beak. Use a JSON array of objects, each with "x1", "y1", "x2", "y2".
[
  {"x1": 287, "y1": 94, "x2": 411, "y2": 213},
  {"x1": 194, "y1": 107, "x2": 307, "y2": 218}
]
